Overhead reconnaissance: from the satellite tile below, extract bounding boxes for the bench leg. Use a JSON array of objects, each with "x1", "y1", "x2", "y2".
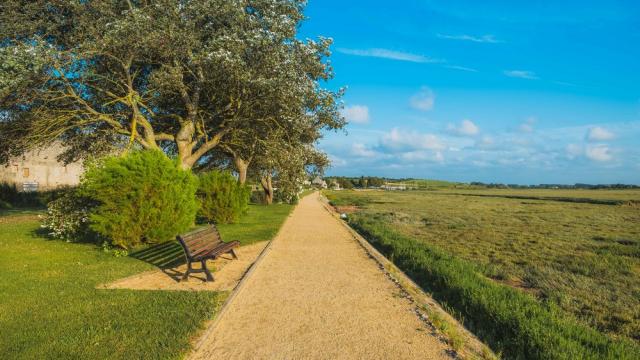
[
  {"x1": 182, "y1": 261, "x2": 192, "y2": 282},
  {"x1": 230, "y1": 248, "x2": 238, "y2": 260},
  {"x1": 202, "y1": 260, "x2": 214, "y2": 282}
]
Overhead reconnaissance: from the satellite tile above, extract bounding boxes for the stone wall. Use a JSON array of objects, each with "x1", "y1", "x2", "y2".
[{"x1": 0, "y1": 144, "x2": 83, "y2": 191}]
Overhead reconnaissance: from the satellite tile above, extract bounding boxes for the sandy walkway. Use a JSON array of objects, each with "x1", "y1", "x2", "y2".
[{"x1": 190, "y1": 192, "x2": 451, "y2": 359}]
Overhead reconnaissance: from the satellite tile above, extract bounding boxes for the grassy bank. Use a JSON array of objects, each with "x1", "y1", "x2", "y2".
[
  {"x1": 0, "y1": 203, "x2": 293, "y2": 359},
  {"x1": 326, "y1": 189, "x2": 640, "y2": 358},
  {"x1": 349, "y1": 215, "x2": 639, "y2": 359}
]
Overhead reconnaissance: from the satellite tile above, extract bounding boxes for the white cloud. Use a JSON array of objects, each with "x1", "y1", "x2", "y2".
[
  {"x1": 437, "y1": 34, "x2": 501, "y2": 43},
  {"x1": 341, "y1": 105, "x2": 370, "y2": 124},
  {"x1": 320, "y1": 120, "x2": 640, "y2": 183},
  {"x1": 351, "y1": 143, "x2": 376, "y2": 158},
  {"x1": 444, "y1": 65, "x2": 479, "y2": 72},
  {"x1": 504, "y1": 70, "x2": 539, "y2": 80},
  {"x1": 476, "y1": 135, "x2": 495, "y2": 148},
  {"x1": 380, "y1": 128, "x2": 445, "y2": 152},
  {"x1": 336, "y1": 48, "x2": 441, "y2": 63},
  {"x1": 566, "y1": 143, "x2": 583, "y2": 159},
  {"x1": 400, "y1": 150, "x2": 444, "y2": 163},
  {"x1": 410, "y1": 87, "x2": 435, "y2": 111},
  {"x1": 518, "y1": 117, "x2": 536, "y2": 133},
  {"x1": 328, "y1": 154, "x2": 347, "y2": 167},
  {"x1": 519, "y1": 123, "x2": 534, "y2": 133},
  {"x1": 585, "y1": 144, "x2": 613, "y2": 162},
  {"x1": 448, "y1": 119, "x2": 480, "y2": 136},
  {"x1": 568, "y1": 142, "x2": 615, "y2": 162},
  {"x1": 587, "y1": 126, "x2": 615, "y2": 141}
]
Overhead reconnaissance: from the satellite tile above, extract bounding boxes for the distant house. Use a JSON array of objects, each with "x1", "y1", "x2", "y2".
[
  {"x1": 381, "y1": 184, "x2": 407, "y2": 191},
  {"x1": 329, "y1": 179, "x2": 341, "y2": 190},
  {"x1": 311, "y1": 176, "x2": 327, "y2": 189},
  {"x1": 0, "y1": 144, "x2": 83, "y2": 191}
]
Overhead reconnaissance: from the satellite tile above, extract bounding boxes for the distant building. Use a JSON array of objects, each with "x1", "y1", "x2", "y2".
[
  {"x1": 311, "y1": 176, "x2": 327, "y2": 189},
  {"x1": 0, "y1": 144, "x2": 83, "y2": 191},
  {"x1": 329, "y1": 179, "x2": 341, "y2": 190},
  {"x1": 381, "y1": 184, "x2": 407, "y2": 191}
]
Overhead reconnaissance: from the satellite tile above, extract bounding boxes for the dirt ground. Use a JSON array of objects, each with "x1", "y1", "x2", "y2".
[
  {"x1": 101, "y1": 241, "x2": 268, "y2": 292},
  {"x1": 189, "y1": 192, "x2": 452, "y2": 359}
]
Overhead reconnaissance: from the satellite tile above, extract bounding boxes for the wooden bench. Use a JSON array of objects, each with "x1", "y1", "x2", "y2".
[{"x1": 176, "y1": 225, "x2": 239, "y2": 282}]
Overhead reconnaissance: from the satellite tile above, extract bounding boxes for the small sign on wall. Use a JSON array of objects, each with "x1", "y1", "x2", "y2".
[{"x1": 23, "y1": 181, "x2": 39, "y2": 192}]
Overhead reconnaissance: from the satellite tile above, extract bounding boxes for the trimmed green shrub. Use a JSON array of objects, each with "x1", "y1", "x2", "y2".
[
  {"x1": 81, "y1": 150, "x2": 199, "y2": 249},
  {"x1": 349, "y1": 214, "x2": 640, "y2": 360},
  {"x1": 197, "y1": 171, "x2": 249, "y2": 224}
]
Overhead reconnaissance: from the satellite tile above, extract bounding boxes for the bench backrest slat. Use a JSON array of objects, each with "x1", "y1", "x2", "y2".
[{"x1": 177, "y1": 225, "x2": 223, "y2": 259}]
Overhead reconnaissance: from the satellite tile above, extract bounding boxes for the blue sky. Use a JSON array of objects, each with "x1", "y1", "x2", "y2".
[{"x1": 298, "y1": 0, "x2": 640, "y2": 184}]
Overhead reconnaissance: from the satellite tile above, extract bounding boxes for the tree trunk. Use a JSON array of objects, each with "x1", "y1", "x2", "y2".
[
  {"x1": 234, "y1": 156, "x2": 249, "y2": 184},
  {"x1": 260, "y1": 173, "x2": 274, "y2": 205},
  {"x1": 176, "y1": 122, "x2": 195, "y2": 169}
]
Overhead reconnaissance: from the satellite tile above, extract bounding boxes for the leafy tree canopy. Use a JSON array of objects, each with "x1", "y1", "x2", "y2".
[{"x1": 0, "y1": 0, "x2": 344, "y2": 169}]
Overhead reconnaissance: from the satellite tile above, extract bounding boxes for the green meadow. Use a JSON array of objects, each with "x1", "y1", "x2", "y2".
[{"x1": 325, "y1": 188, "x2": 640, "y2": 359}]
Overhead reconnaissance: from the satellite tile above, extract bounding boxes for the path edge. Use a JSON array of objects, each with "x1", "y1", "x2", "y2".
[
  {"x1": 186, "y1": 203, "x2": 297, "y2": 356},
  {"x1": 318, "y1": 194, "x2": 495, "y2": 360}
]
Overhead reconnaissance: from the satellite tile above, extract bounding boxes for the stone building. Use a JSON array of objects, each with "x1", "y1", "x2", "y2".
[
  {"x1": 311, "y1": 176, "x2": 327, "y2": 189},
  {"x1": 0, "y1": 144, "x2": 83, "y2": 191}
]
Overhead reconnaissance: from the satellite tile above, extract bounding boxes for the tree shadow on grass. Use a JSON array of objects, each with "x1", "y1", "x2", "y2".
[{"x1": 128, "y1": 241, "x2": 187, "y2": 282}]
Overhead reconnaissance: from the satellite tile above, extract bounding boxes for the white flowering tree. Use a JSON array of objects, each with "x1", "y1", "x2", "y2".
[
  {"x1": 240, "y1": 126, "x2": 328, "y2": 204},
  {"x1": 0, "y1": 0, "x2": 344, "y2": 169}
]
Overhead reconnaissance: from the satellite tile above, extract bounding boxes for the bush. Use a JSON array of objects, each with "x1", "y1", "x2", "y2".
[
  {"x1": 81, "y1": 150, "x2": 199, "y2": 249},
  {"x1": 0, "y1": 182, "x2": 18, "y2": 204},
  {"x1": 274, "y1": 186, "x2": 300, "y2": 204},
  {"x1": 41, "y1": 189, "x2": 96, "y2": 242},
  {"x1": 349, "y1": 214, "x2": 640, "y2": 360},
  {"x1": 0, "y1": 199, "x2": 11, "y2": 209},
  {"x1": 197, "y1": 170, "x2": 249, "y2": 224}
]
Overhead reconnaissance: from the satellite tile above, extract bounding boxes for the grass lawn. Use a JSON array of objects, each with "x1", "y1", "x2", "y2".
[
  {"x1": 0, "y1": 203, "x2": 293, "y2": 359},
  {"x1": 217, "y1": 203, "x2": 294, "y2": 245},
  {"x1": 325, "y1": 189, "x2": 640, "y2": 359}
]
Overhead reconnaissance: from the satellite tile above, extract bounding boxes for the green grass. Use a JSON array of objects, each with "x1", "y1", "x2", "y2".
[
  {"x1": 438, "y1": 188, "x2": 640, "y2": 205},
  {"x1": 325, "y1": 189, "x2": 640, "y2": 359},
  {"x1": 0, "y1": 204, "x2": 293, "y2": 359},
  {"x1": 217, "y1": 203, "x2": 293, "y2": 245}
]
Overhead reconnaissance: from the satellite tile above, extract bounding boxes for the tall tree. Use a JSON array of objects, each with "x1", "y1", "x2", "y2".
[
  {"x1": 0, "y1": 0, "x2": 344, "y2": 169},
  {"x1": 248, "y1": 126, "x2": 329, "y2": 204}
]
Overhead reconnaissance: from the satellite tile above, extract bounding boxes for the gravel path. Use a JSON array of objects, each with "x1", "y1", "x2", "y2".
[{"x1": 190, "y1": 192, "x2": 450, "y2": 359}]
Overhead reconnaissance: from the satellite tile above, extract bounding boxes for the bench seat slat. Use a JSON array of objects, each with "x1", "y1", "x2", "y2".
[{"x1": 191, "y1": 241, "x2": 240, "y2": 261}]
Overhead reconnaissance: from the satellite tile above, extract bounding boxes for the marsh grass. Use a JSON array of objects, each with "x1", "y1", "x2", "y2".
[{"x1": 326, "y1": 189, "x2": 640, "y2": 358}]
